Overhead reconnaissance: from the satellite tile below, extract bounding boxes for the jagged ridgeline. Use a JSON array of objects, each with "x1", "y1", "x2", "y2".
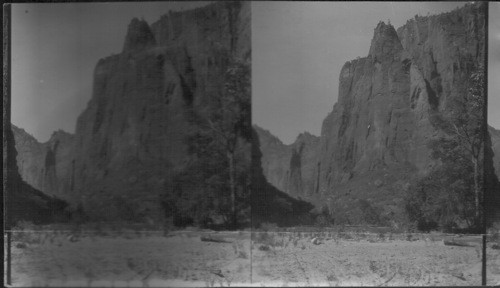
[
  {"x1": 256, "y1": 2, "x2": 497, "y2": 229},
  {"x1": 11, "y1": 1, "x2": 251, "y2": 227}
]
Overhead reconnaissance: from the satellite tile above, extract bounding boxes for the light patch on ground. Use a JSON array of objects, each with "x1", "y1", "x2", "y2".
[
  {"x1": 6, "y1": 230, "x2": 487, "y2": 286},
  {"x1": 8, "y1": 231, "x2": 251, "y2": 287}
]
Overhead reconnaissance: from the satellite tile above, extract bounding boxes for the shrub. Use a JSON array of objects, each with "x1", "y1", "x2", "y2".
[
  {"x1": 378, "y1": 232, "x2": 386, "y2": 241},
  {"x1": 13, "y1": 220, "x2": 36, "y2": 231},
  {"x1": 238, "y1": 250, "x2": 248, "y2": 259},
  {"x1": 173, "y1": 214, "x2": 194, "y2": 228},
  {"x1": 326, "y1": 273, "x2": 338, "y2": 282},
  {"x1": 406, "y1": 233, "x2": 413, "y2": 241},
  {"x1": 260, "y1": 222, "x2": 278, "y2": 232}
]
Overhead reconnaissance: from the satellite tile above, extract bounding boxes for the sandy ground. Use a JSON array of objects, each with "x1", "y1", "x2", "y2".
[
  {"x1": 487, "y1": 239, "x2": 500, "y2": 286},
  {"x1": 251, "y1": 233, "x2": 483, "y2": 286},
  {"x1": 5, "y1": 230, "x2": 489, "y2": 287},
  {"x1": 7, "y1": 231, "x2": 251, "y2": 287}
]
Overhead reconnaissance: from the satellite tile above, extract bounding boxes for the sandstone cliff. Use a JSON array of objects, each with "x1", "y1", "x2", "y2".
[
  {"x1": 252, "y1": 128, "x2": 315, "y2": 227},
  {"x1": 486, "y1": 125, "x2": 500, "y2": 224},
  {"x1": 12, "y1": 125, "x2": 74, "y2": 201},
  {"x1": 5, "y1": 82, "x2": 68, "y2": 225},
  {"x1": 12, "y1": 2, "x2": 250, "y2": 223},
  {"x1": 258, "y1": 3, "x2": 487, "y2": 225},
  {"x1": 71, "y1": 2, "x2": 250, "y2": 222},
  {"x1": 254, "y1": 125, "x2": 320, "y2": 199},
  {"x1": 489, "y1": 126, "x2": 500, "y2": 179}
]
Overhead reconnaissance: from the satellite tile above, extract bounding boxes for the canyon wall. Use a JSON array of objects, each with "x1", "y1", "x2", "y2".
[
  {"x1": 6, "y1": 90, "x2": 68, "y2": 225},
  {"x1": 490, "y1": 126, "x2": 500, "y2": 180},
  {"x1": 488, "y1": 126, "x2": 500, "y2": 223},
  {"x1": 12, "y1": 125, "x2": 74, "y2": 201},
  {"x1": 12, "y1": 2, "x2": 251, "y2": 223},
  {"x1": 258, "y1": 3, "x2": 488, "y2": 224},
  {"x1": 251, "y1": 128, "x2": 315, "y2": 227},
  {"x1": 254, "y1": 125, "x2": 320, "y2": 199},
  {"x1": 72, "y1": 1, "x2": 250, "y2": 222}
]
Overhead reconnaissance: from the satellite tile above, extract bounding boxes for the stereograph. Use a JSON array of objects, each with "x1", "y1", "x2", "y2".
[{"x1": 3, "y1": 1, "x2": 500, "y2": 286}]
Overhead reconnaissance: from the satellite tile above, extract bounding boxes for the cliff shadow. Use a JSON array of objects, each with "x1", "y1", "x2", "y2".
[{"x1": 251, "y1": 129, "x2": 315, "y2": 228}]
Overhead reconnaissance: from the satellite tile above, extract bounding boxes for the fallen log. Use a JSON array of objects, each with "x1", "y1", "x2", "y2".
[
  {"x1": 200, "y1": 236, "x2": 232, "y2": 243},
  {"x1": 443, "y1": 240, "x2": 474, "y2": 247}
]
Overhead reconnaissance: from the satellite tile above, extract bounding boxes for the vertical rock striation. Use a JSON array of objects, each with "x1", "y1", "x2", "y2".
[
  {"x1": 487, "y1": 126, "x2": 500, "y2": 223},
  {"x1": 254, "y1": 125, "x2": 320, "y2": 199},
  {"x1": 6, "y1": 93, "x2": 68, "y2": 224},
  {"x1": 12, "y1": 2, "x2": 251, "y2": 223},
  {"x1": 489, "y1": 126, "x2": 500, "y2": 180},
  {"x1": 12, "y1": 125, "x2": 74, "y2": 201},
  {"x1": 251, "y1": 129, "x2": 315, "y2": 227},
  {"x1": 258, "y1": 3, "x2": 488, "y2": 224},
  {"x1": 70, "y1": 2, "x2": 250, "y2": 222}
]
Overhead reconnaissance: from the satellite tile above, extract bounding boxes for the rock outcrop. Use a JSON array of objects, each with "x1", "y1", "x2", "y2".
[
  {"x1": 486, "y1": 126, "x2": 500, "y2": 224},
  {"x1": 254, "y1": 125, "x2": 320, "y2": 199},
  {"x1": 12, "y1": 2, "x2": 251, "y2": 223},
  {"x1": 71, "y1": 2, "x2": 250, "y2": 222},
  {"x1": 489, "y1": 126, "x2": 500, "y2": 179},
  {"x1": 253, "y1": 126, "x2": 291, "y2": 193},
  {"x1": 12, "y1": 125, "x2": 74, "y2": 201},
  {"x1": 258, "y1": 3, "x2": 487, "y2": 225},
  {"x1": 5, "y1": 78, "x2": 68, "y2": 225},
  {"x1": 251, "y1": 128, "x2": 315, "y2": 227}
]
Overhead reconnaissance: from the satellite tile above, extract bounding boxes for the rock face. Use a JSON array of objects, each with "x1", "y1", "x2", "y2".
[
  {"x1": 489, "y1": 126, "x2": 500, "y2": 180},
  {"x1": 72, "y1": 2, "x2": 250, "y2": 222},
  {"x1": 486, "y1": 126, "x2": 500, "y2": 224},
  {"x1": 5, "y1": 79, "x2": 68, "y2": 225},
  {"x1": 12, "y1": 125, "x2": 74, "y2": 201},
  {"x1": 254, "y1": 125, "x2": 320, "y2": 199},
  {"x1": 251, "y1": 129, "x2": 315, "y2": 227},
  {"x1": 12, "y1": 2, "x2": 250, "y2": 223},
  {"x1": 258, "y1": 3, "x2": 487, "y2": 224},
  {"x1": 5, "y1": 125, "x2": 68, "y2": 224},
  {"x1": 253, "y1": 126, "x2": 291, "y2": 193}
]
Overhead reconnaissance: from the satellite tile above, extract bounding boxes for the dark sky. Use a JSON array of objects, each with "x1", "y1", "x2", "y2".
[
  {"x1": 252, "y1": 2, "x2": 488, "y2": 144},
  {"x1": 489, "y1": 2, "x2": 500, "y2": 130},
  {"x1": 11, "y1": 2, "x2": 210, "y2": 142}
]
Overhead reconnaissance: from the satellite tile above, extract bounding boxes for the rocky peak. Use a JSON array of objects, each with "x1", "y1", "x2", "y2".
[
  {"x1": 253, "y1": 125, "x2": 287, "y2": 147},
  {"x1": 368, "y1": 21, "x2": 403, "y2": 60},
  {"x1": 122, "y1": 18, "x2": 156, "y2": 53},
  {"x1": 12, "y1": 2, "x2": 251, "y2": 223},
  {"x1": 257, "y1": 3, "x2": 487, "y2": 226},
  {"x1": 255, "y1": 125, "x2": 321, "y2": 199},
  {"x1": 295, "y1": 131, "x2": 318, "y2": 143},
  {"x1": 47, "y1": 129, "x2": 73, "y2": 144},
  {"x1": 11, "y1": 124, "x2": 75, "y2": 201}
]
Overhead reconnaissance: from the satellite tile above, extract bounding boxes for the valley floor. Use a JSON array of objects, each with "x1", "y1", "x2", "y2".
[
  {"x1": 4, "y1": 230, "x2": 498, "y2": 287},
  {"x1": 251, "y1": 233, "x2": 483, "y2": 286}
]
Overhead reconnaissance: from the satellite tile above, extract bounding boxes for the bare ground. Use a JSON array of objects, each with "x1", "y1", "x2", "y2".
[
  {"x1": 7, "y1": 231, "x2": 251, "y2": 287},
  {"x1": 487, "y1": 239, "x2": 500, "y2": 286},
  {"x1": 5, "y1": 230, "x2": 487, "y2": 287},
  {"x1": 251, "y1": 233, "x2": 482, "y2": 286}
]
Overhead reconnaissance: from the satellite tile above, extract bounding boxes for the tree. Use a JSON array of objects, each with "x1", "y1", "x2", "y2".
[
  {"x1": 435, "y1": 65, "x2": 484, "y2": 223},
  {"x1": 408, "y1": 65, "x2": 486, "y2": 230},
  {"x1": 162, "y1": 161, "x2": 221, "y2": 227},
  {"x1": 178, "y1": 58, "x2": 251, "y2": 229},
  {"x1": 405, "y1": 158, "x2": 476, "y2": 231},
  {"x1": 214, "y1": 59, "x2": 251, "y2": 228}
]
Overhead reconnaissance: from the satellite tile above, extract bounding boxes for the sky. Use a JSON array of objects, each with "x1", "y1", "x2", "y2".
[
  {"x1": 11, "y1": 1, "x2": 210, "y2": 142},
  {"x1": 490, "y1": 2, "x2": 500, "y2": 130},
  {"x1": 11, "y1": 2, "x2": 497, "y2": 143},
  {"x1": 252, "y1": 1, "x2": 486, "y2": 144}
]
